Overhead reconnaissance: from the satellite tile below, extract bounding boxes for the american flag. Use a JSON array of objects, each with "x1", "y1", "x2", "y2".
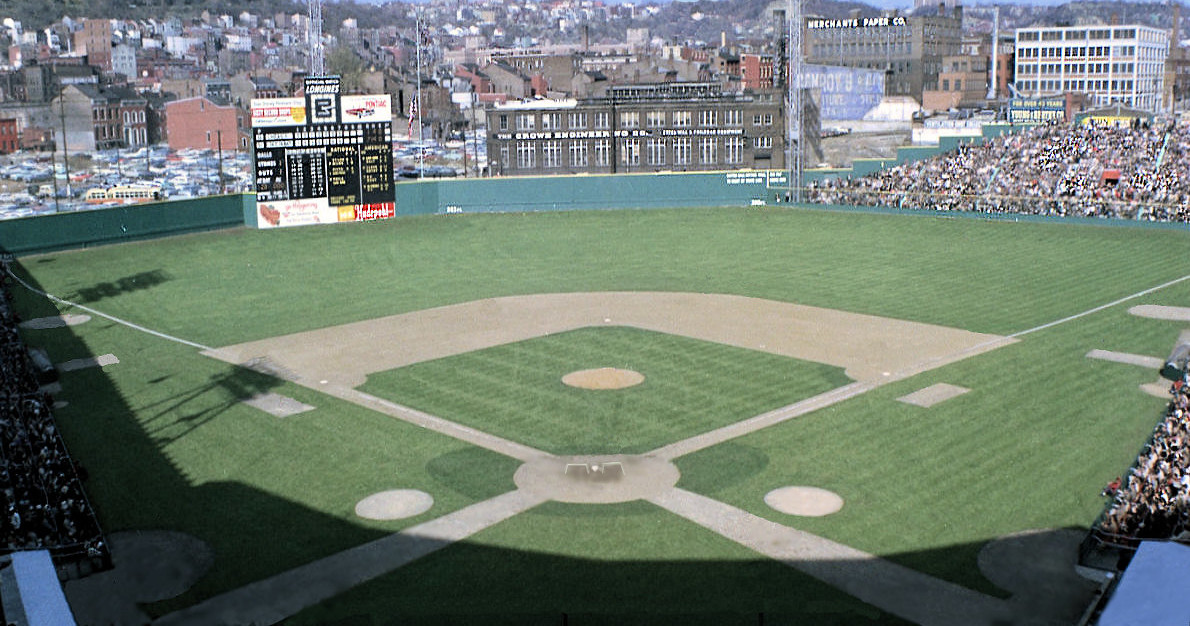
[{"x1": 408, "y1": 98, "x2": 417, "y2": 138}]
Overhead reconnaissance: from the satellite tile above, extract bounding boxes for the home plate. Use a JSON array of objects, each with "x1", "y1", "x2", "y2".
[
  {"x1": 56, "y1": 354, "x2": 119, "y2": 372},
  {"x1": 898, "y1": 383, "x2": 970, "y2": 408},
  {"x1": 355, "y1": 489, "x2": 434, "y2": 520},
  {"x1": 765, "y1": 486, "x2": 844, "y2": 517}
]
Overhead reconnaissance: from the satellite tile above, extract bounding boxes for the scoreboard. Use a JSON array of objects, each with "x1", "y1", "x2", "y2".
[{"x1": 251, "y1": 77, "x2": 395, "y2": 228}]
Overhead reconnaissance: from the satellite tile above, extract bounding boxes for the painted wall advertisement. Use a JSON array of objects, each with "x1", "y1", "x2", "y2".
[{"x1": 799, "y1": 65, "x2": 885, "y2": 121}]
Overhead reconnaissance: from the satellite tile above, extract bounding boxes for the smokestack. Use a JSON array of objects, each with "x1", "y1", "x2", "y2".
[
  {"x1": 1175, "y1": 3, "x2": 1181, "y2": 47},
  {"x1": 583, "y1": 24, "x2": 589, "y2": 52},
  {"x1": 721, "y1": 31, "x2": 726, "y2": 49},
  {"x1": 1111, "y1": 12, "x2": 1120, "y2": 26},
  {"x1": 939, "y1": 2, "x2": 946, "y2": 16}
]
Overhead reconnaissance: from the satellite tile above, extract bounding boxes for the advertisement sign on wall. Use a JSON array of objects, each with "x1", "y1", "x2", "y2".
[
  {"x1": 799, "y1": 65, "x2": 885, "y2": 121},
  {"x1": 251, "y1": 76, "x2": 395, "y2": 228}
]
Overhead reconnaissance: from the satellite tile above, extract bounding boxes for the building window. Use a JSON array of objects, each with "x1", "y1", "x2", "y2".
[
  {"x1": 673, "y1": 111, "x2": 691, "y2": 128},
  {"x1": 646, "y1": 111, "x2": 665, "y2": 128},
  {"x1": 754, "y1": 136, "x2": 773, "y2": 150},
  {"x1": 594, "y1": 111, "x2": 610, "y2": 129},
  {"x1": 619, "y1": 111, "x2": 639, "y2": 129},
  {"x1": 699, "y1": 138, "x2": 716, "y2": 164},
  {"x1": 568, "y1": 112, "x2": 587, "y2": 129},
  {"x1": 724, "y1": 137, "x2": 743, "y2": 164},
  {"x1": 569, "y1": 142, "x2": 588, "y2": 167},
  {"x1": 699, "y1": 110, "x2": 716, "y2": 126},
  {"x1": 647, "y1": 138, "x2": 665, "y2": 166},
  {"x1": 594, "y1": 139, "x2": 610, "y2": 166},
  {"x1": 499, "y1": 114, "x2": 508, "y2": 131},
  {"x1": 542, "y1": 113, "x2": 561, "y2": 130},
  {"x1": 516, "y1": 114, "x2": 535, "y2": 131},
  {"x1": 500, "y1": 145, "x2": 510, "y2": 168},
  {"x1": 620, "y1": 138, "x2": 640, "y2": 167},
  {"x1": 516, "y1": 141, "x2": 535, "y2": 168},
  {"x1": 674, "y1": 137, "x2": 691, "y2": 165},
  {"x1": 542, "y1": 140, "x2": 561, "y2": 168},
  {"x1": 724, "y1": 109, "x2": 742, "y2": 126}
]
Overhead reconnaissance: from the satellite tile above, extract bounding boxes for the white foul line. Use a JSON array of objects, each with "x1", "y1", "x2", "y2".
[{"x1": 1010, "y1": 272, "x2": 1190, "y2": 339}]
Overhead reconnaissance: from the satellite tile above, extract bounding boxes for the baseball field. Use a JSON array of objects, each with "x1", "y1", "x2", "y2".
[{"x1": 10, "y1": 205, "x2": 1190, "y2": 624}]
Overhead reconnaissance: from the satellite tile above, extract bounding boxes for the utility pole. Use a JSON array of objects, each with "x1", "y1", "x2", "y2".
[
  {"x1": 217, "y1": 129, "x2": 224, "y2": 194},
  {"x1": 49, "y1": 129, "x2": 59, "y2": 212},
  {"x1": 58, "y1": 91, "x2": 71, "y2": 200}
]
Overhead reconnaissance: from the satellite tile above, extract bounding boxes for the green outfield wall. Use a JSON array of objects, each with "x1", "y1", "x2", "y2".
[{"x1": 0, "y1": 194, "x2": 251, "y2": 256}]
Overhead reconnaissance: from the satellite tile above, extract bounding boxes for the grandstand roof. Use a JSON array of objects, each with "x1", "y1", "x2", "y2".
[{"x1": 1096, "y1": 541, "x2": 1190, "y2": 626}]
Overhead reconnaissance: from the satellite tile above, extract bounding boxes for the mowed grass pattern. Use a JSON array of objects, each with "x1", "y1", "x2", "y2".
[
  {"x1": 18, "y1": 208, "x2": 1190, "y2": 348},
  {"x1": 360, "y1": 326, "x2": 852, "y2": 455}
]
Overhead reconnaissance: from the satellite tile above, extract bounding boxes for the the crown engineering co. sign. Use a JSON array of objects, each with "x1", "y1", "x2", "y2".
[{"x1": 251, "y1": 76, "x2": 396, "y2": 229}]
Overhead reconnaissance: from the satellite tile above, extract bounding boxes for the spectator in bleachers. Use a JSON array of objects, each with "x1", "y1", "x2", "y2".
[
  {"x1": 0, "y1": 262, "x2": 106, "y2": 564},
  {"x1": 806, "y1": 120, "x2": 1190, "y2": 223},
  {"x1": 1097, "y1": 370, "x2": 1190, "y2": 543}
]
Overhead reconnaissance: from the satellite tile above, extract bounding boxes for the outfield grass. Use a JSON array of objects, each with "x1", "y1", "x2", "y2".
[
  {"x1": 8, "y1": 206, "x2": 1190, "y2": 622},
  {"x1": 360, "y1": 326, "x2": 852, "y2": 455},
  {"x1": 18, "y1": 207, "x2": 1190, "y2": 347}
]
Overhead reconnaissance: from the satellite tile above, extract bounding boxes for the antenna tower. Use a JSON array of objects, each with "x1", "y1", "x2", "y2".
[{"x1": 308, "y1": 0, "x2": 325, "y2": 76}]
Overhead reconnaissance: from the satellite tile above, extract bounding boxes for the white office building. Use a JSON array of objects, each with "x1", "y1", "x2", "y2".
[{"x1": 1014, "y1": 25, "x2": 1169, "y2": 112}]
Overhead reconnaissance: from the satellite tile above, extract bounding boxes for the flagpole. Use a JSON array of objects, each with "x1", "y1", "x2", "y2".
[{"x1": 416, "y1": 12, "x2": 424, "y2": 178}]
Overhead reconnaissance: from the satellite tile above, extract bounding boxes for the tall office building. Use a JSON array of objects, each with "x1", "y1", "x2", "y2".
[
  {"x1": 1014, "y1": 24, "x2": 1169, "y2": 112},
  {"x1": 804, "y1": 7, "x2": 963, "y2": 102}
]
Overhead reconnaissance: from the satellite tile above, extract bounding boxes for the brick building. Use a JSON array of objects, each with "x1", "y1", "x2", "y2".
[
  {"x1": 486, "y1": 82, "x2": 787, "y2": 176},
  {"x1": 0, "y1": 119, "x2": 18, "y2": 154},
  {"x1": 164, "y1": 96, "x2": 242, "y2": 151}
]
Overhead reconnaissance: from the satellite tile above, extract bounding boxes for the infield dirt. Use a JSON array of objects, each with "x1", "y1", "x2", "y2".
[{"x1": 204, "y1": 292, "x2": 1012, "y2": 389}]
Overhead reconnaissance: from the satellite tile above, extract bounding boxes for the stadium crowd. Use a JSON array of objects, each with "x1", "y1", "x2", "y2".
[
  {"x1": 0, "y1": 264, "x2": 106, "y2": 562},
  {"x1": 806, "y1": 119, "x2": 1190, "y2": 223},
  {"x1": 1097, "y1": 373, "x2": 1190, "y2": 543}
]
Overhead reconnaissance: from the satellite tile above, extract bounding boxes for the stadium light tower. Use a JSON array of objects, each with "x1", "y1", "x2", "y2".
[
  {"x1": 308, "y1": 0, "x2": 325, "y2": 76},
  {"x1": 788, "y1": 0, "x2": 803, "y2": 203}
]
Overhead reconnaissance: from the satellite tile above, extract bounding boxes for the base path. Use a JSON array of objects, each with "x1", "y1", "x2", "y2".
[
  {"x1": 650, "y1": 488, "x2": 1014, "y2": 626},
  {"x1": 155, "y1": 489, "x2": 547, "y2": 626}
]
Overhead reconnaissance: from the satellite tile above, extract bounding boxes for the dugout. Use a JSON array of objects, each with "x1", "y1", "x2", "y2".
[{"x1": 1161, "y1": 336, "x2": 1190, "y2": 381}]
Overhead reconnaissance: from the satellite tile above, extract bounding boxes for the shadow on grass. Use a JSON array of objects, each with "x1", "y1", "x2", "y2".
[
  {"x1": 136, "y1": 367, "x2": 283, "y2": 446},
  {"x1": 69, "y1": 269, "x2": 172, "y2": 303},
  {"x1": 278, "y1": 526, "x2": 1102, "y2": 626},
  {"x1": 7, "y1": 262, "x2": 393, "y2": 622}
]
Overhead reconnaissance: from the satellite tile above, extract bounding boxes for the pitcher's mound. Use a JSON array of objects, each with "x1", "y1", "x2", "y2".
[
  {"x1": 562, "y1": 368, "x2": 644, "y2": 390},
  {"x1": 765, "y1": 486, "x2": 844, "y2": 517},
  {"x1": 355, "y1": 489, "x2": 434, "y2": 520}
]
